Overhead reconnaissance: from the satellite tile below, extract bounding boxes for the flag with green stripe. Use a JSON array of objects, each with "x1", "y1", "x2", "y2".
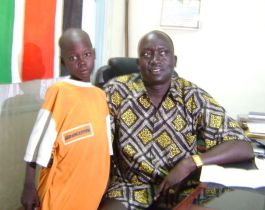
[
  {"x1": 0, "y1": 0, "x2": 93, "y2": 84},
  {"x1": 0, "y1": 0, "x2": 15, "y2": 83}
]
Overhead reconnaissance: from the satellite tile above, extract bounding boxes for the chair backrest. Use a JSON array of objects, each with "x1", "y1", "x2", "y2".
[{"x1": 95, "y1": 57, "x2": 138, "y2": 88}]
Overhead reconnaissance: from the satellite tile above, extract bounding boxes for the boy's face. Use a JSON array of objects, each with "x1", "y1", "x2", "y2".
[{"x1": 61, "y1": 39, "x2": 95, "y2": 82}]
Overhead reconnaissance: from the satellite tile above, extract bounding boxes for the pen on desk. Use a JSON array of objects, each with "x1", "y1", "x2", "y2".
[
  {"x1": 255, "y1": 153, "x2": 265, "y2": 159},
  {"x1": 251, "y1": 138, "x2": 265, "y2": 148}
]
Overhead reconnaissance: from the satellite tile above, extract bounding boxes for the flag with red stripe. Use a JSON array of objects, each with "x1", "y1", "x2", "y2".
[{"x1": 0, "y1": 0, "x2": 94, "y2": 84}]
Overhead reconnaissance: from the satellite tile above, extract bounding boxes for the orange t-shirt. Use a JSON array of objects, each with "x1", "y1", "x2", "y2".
[{"x1": 24, "y1": 79, "x2": 112, "y2": 210}]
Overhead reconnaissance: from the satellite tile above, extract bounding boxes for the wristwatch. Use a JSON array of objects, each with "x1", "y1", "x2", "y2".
[{"x1": 192, "y1": 155, "x2": 204, "y2": 167}]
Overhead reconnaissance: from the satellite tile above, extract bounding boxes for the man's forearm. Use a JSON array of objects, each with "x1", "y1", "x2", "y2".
[{"x1": 200, "y1": 141, "x2": 254, "y2": 165}]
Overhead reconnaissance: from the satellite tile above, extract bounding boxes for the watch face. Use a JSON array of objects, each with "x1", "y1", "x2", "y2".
[{"x1": 192, "y1": 155, "x2": 203, "y2": 167}]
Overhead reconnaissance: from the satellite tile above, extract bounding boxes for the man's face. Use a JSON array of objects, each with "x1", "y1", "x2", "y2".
[
  {"x1": 138, "y1": 33, "x2": 176, "y2": 86},
  {"x1": 61, "y1": 39, "x2": 95, "y2": 82}
]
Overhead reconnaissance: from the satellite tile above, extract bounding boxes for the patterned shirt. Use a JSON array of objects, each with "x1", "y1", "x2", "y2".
[{"x1": 104, "y1": 72, "x2": 249, "y2": 210}]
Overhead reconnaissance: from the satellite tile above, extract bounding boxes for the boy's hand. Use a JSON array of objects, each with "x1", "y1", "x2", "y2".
[{"x1": 21, "y1": 184, "x2": 40, "y2": 210}]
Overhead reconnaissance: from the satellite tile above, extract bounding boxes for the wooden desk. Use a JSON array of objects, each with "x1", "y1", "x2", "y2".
[
  {"x1": 172, "y1": 183, "x2": 265, "y2": 210},
  {"x1": 184, "y1": 205, "x2": 215, "y2": 210},
  {"x1": 172, "y1": 183, "x2": 210, "y2": 210}
]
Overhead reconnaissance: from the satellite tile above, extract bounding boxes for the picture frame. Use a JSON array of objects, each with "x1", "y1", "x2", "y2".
[{"x1": 160, "y1": 0, "x2": 201, "y2": 29}]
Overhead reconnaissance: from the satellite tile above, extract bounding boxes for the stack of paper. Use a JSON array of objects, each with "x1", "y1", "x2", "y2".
[
  {"x1": 247, "y1": 112, "x2": 265, "y2": 139},
  {"x1": 248, "y1": 112, "x2": 265, "y2": 121},
  {"x1": 200, "y1": 163, "x2": 265, "y2": 189}
]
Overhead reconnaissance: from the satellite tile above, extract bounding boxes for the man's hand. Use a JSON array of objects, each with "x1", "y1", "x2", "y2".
[
  {"x1": 154, "y1": 157, "x2": 196, "y2": 200},
  {"x1": 21, "y1": 184, "x2": 40, "y2": 210}
]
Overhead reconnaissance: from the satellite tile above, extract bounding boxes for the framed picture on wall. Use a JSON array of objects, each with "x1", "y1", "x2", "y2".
[{"x1": 160, "y1": 0, "x2": 201, "y2": 29}]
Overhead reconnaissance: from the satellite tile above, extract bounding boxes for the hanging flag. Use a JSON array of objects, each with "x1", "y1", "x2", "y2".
[
  {"x1": 61, "y1": 0, "x2": 83, "y2": 76},
  {"x1": 22, "y1": 0, "x2": 58, "y2": 81},
  {"x1": 0, "y1": 0, "x2": 15, "y2": 84},
  {"x1": 0, "y1": 0, "x2": 93, "y2": 84}
]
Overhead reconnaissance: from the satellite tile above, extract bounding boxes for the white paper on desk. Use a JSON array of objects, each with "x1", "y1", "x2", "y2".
[
  {"x1": 200, "y1": 165, "x2": 265, "y2": 188},
  {"x1": 247, "y1": 122, "x2": 265, "y2": 134},
  {"x1": 255, "y1": 157, "x2": 265, "y2": 170}
]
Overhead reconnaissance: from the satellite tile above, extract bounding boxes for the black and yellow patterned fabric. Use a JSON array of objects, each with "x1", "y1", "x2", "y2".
[{"x1": 103, "y1": 72, "x2": 249, "y2": 210}]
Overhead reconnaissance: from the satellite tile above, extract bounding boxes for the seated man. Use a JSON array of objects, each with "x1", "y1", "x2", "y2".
[{"x1": 99, "y1": 30, "x2": 254, "y2": 210}]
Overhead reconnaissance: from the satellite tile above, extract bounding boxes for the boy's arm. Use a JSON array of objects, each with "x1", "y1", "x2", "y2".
[{"x1": 21, "y1": 162, "x2": 40, "y2": 210}]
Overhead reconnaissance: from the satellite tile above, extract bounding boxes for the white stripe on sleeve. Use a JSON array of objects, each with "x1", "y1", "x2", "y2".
[
  {"x1": 106, "y1": 114, "x2": 113, "y2": 155},
  {"x1": 36, "y1": 118, "x2": 57, "y2": 167},
  {"x1": 24, "y1": 109, "x2": 58, "y2": 167},
  {"x1": 24, "y1": 109, "x2": 51, "y2": 163}
]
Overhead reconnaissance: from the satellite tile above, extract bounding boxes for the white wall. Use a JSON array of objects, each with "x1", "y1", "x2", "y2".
[
  {"x1": 0, "y1": 79, "x2": 58, "y2": 210},
  {"x1": 127, "y1": 0, "x2": 265, "y2": 118},
  {"x1": 103, "y1": 0, "x2": 126, "y2": 65}
]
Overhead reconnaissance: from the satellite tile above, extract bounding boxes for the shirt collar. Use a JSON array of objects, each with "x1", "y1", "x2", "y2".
[
  {"x1": 131, "y1": 71, "x2": 183, "y2": 101},
  {"x1": 169, "y1": 71, "x2": 183, "y2": 99},
  {"x1": 63, "y1": 77, "x2": 94, "y2": 87}
]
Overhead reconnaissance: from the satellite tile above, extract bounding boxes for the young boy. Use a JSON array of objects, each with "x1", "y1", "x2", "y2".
[{"x1": 21, "y1": 28, "x2": 112, "y2": 210}]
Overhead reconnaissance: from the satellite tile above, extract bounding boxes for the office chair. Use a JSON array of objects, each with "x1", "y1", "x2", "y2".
[{"x1": 95, "y1": 57, "x2": 138, "y2": 88}]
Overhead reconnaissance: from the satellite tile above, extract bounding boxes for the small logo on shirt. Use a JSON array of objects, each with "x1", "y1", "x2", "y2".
[{"x1": 62, "y1": 123, "x2": 94, "y2": 145}]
